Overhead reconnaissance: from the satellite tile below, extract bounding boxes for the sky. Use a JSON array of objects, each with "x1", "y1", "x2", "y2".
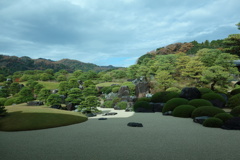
[{"x1": 0, "y1": 0, "x2": 239, "y2": 67}]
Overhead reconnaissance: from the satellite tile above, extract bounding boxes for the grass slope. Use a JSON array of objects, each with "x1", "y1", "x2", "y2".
[{"x1": 0, "y1": 104, "x2": 87, "y2": 131}]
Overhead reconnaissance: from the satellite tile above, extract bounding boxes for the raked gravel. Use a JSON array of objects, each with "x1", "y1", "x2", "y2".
[{"x1": 1, "y1": 108, "x2": 240, "y2": 160}]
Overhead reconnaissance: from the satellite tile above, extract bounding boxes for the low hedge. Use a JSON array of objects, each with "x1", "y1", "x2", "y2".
[
  {"x1": 214, "y1": 113, "x2": 233, "y2": 122},
  {"x1": 203, "y1": 117, "x2": 223, "y2": 128},
  {"x1": 188, "y1": 99, "x2": 213, "y2": 108},
  {"x1": 166, "y1": 87, "x2": 180, "y2": 93},
  {"x1": 4, "y1": 98, "x2": 16, "y2": 106},
  {"x1": 136, "y1": 97, "x2": 151, "y2": 102},
  {"x1": 133, "y1": 101, "x2": 151, "y2": 111},
  {"x1": 151, "y1": 91, "x2": 179, "y2": 103},
  {"x1": 228, "y1": 93, "x2": 240, "y2": 109},
  {"x1": 102, "y1": 100, "x2": 114, "y2": 108},
  {"x1": 198, "y1": 88, "x2": 213, "y2": 95},
  {"x1": 230, "y1": 106, "x2": 240, "y2": 117},
  {"x1": 0, "y1": 98, "x2": 7, "y2": 106},
  {"x1": 172, "y1": 105, "x2": 196, "y2": 118},
  {"x1": 191, "y1": 106, "x2": 225, "y2": 118},
  {"x1": 162, "y1": 98, "x2": 188, "y2": 113}
]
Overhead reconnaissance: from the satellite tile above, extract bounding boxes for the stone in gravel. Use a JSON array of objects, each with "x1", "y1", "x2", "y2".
[
  {"x1": 127, "y1": 122, "x2": 143, "y2": 127},
  {"x1": 149, "y1": 102, "x2": 164, "y2": 112},
  {"x1": 222, "y1": 117, "x2": 240, "y2": 130},
  {"x1": 193, "y1": 116, "x2": 210, "y2": 124},
  {"x1": 98, "y1": 118, "x2": 107, "y2": 120},
  {"x1": 51, "y1": 105, "x2": 62, "y2": 109},
  {"x1": 162, "y1": 111, "x2": 172, "y2": 115},
  {"x1": 102, "y1": 112, "x2": 118, "y2": 116}
]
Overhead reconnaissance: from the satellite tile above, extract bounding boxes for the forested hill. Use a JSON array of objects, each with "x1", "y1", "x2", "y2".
[{"x1": 0, "y1": 55, "x2": 118, "y2": 75}]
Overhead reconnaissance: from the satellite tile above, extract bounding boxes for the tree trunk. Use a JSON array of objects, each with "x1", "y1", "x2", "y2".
[{"x1": 211, "y1": 81, "x2": 217, "y2": 91}]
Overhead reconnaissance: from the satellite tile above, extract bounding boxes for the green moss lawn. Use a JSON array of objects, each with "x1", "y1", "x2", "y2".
[{"x1": 0, "y1": 104, "x2": 87, "y2": 131}]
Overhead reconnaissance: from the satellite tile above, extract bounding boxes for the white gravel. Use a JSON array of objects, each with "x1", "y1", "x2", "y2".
[{"x1": 1, "y1": 109, "x2": 240, "y2": 160}]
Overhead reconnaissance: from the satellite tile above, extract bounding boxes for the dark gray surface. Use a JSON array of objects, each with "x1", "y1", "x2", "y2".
[{"x1": 1, "y1": 113, "x2": 240, "y2": 160}]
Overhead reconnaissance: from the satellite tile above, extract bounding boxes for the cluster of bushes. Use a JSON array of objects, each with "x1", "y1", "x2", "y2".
[{"x1": 132, "y1": 87, "x2": 240, "y2": 129}]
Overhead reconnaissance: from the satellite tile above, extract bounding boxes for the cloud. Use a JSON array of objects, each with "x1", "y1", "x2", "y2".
[{"x1": 0, "y1": 0, "x2": 239, "y2": 67}]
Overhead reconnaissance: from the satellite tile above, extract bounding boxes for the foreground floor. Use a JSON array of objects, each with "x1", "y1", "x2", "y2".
[{"x1": 1, "y1": 110, "x2": 240, "y2": 160}]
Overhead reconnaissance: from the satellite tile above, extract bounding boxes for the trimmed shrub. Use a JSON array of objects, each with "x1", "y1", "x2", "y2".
[
  {"x1": 172, "y1": 105, "x2": 196, "y2": 118},
  {"x1": 202, "y1": 93, "x2": 225, "y2": 102},
  {"x1": 228, "y1": 93, "x2": 240, "y2": 109},
  {"x1": 0, "y1": 98, "x2": 7, "y2": 106},
  {"x1": 136, "y1": 97, "x2": 151, "y2": 102},
  {"x1": 188, "y1": 99, "x2": 213, "y2": 108},
  {"x1": 191, "y1": 106, "x2": 225, "y2": 118},
  {"x1": 203, "y1": 117, "x2": 223, "y2": 128},
  {"x1": 166, "y1": 87, "x2": 180, "y2": 93},
  {"x1": 4, "y1": 98, "x2": 15, "y2": 106},
  {"x1": 133, "y1": 101, "x2": 151, "y2": 112},
  {"x1": 214, "y1": 113, "x2": 233, "y2": 122},
  {"x1": 102, "y1": 100, "x2": 114, "y2": 108},
  {"x1": 230, "y1": 88, "x2": 240, "y2": 96},
  {"x1": 198, "y1": 88, "x2": 213, "y2": 95},
  {"x1": 0, "y1": 106, "x2": 7, "y2": 116},
  {"x1": 162, "y1": 98, "x2": 189, "y2": 113},
  {"x1": 151, "y1": 91, "x2": 179, "y2": 103},
  {"x1": 112, "y1": 87, "x2": 120, "y2": 93},
  {"x1": 230, "y1": 106, "x2": 240, "y2": 117},
  {"x1": 116, "y1": 101, "x2": 128, "y2": 110}
]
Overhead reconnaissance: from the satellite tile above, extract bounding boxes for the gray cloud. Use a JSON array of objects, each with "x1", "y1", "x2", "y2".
[{"x1": 0, "y1": 0, "x2": 239, "y2": 67}]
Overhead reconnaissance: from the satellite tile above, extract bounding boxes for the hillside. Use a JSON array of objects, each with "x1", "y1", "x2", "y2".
[{"x1": 0, "y1": 55, "x2": 119, "y2": 75}]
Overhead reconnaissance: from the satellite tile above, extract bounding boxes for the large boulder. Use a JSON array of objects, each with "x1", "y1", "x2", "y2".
[
  {"x1": 180, "y1": 87, "x2": 201, "y2": 100},
  {"x1": 134, "y1": 77, "x2": 150, "y2": 98},
  {"x1": 105, "y1": 92, "x2": 118, "y2": 100},
  {"x1": 27, "y1": 101, "x2": 44, "y2": 106},
  {"x1": 222, "y1": 117, "x2": 240, "y2": 130},
  {"x1": 51, "y1": 105, "x2": 62, "y2": 109},
  {"x1": 118, "y1": 86, "x2": 130, "y2": 97},
  {"x1": 66, "y1": 103, "x2": 75, "y2": 111}
]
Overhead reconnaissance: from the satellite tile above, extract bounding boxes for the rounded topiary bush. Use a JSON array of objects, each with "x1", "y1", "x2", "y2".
[
  {"x1": 166, "y1": 87, "x2": 180, "y2": 93},
  {"x1": 230, "y1": 106, "x2": 240, "y2": 117},
  {"x1": 203, "y1": 117, "x2": 223, "y2": 128},
  {"x1": 228, "y1": 93, "x2": 240, "y2": 109},
  {"x1": 151, "y1": 91, "x2": 179, "y2": 103},
  {"x1": 162, "y1": 98, "x2": 189, "y2": 113},
  {"x1": 136, "y1": 97, "x2": 151, "y2": 102},
  {"x1": 188, "y1": 99, "x2": 213, "y2": 108},
  {"x1": 201, "y1": 93, "x2": 226, "y2": 103},
  {"x1": 4, "y1": 98, "x2": 15, "y2": 106},
  {"x1": 133, "y1": 101, "x2": 151, "y2": 112},
  {"x1": 102, "y1": 100, "x2": 114, "y2": 108},
  {"x1": 116, "y1": 101, "x2": 128, "y2": 110},
  {"x1": 191, "y1": 106, "x2": 225, "y2": 118},
  {"x1": 198, "y1": 88, "x2": 213, "y2": 95},
  {"x1": 172, "y1": 105, "x2": 196, "y2": 118},
  {"x1": 0, "y1": 98, "x2": 7, "y2": 106},
  {"x1": 112, "y1": 87, "x2": 120, "y2": 93},
  {"x1": 214, "y1": 113, "x2": 233, "y2": 122},
  {"x1": 230, "y1": 88, "x2": 240, "y2": 96}
]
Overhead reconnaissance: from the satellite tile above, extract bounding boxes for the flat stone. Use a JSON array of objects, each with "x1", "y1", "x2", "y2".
[
  {"x1": 98, "y1": 118, "x2": 107, "y2": 120},
  {"x1": 102, "y1": 112, "x2": 118, "y2": 116},
  {"x1": 193, "y1": 116, "x2": 211, "y2": 124},
  {"x1": 127, "y1": 122, "x2": 143, "y2": 127}
]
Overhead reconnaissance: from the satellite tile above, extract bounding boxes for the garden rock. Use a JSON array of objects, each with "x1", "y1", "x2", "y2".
[
  {"x1": 149, "y1": 102, "x2": 164, "y2": 112},
  {"x1": 98, "y1": 118, "x2": 107, "y2": 120},
  {"x1": 209, "y1": 99, "x2": 225, "y2": 108},
  {"x1": 134, "y1": 76, "x2": 150, "y2": 98},
  {"x1": 127, "y1": 122, "x2": 143, "y2": 127},
  {"x1": 102, "y1": 112, "x2": 118, "y2": 116},
  {"x1": 85, "y1": 112, "x2": 96, "y2": 117},
  {"x1": 222, "y1": 117, "x2": 240, "y2": 130},
  {"x1": 180, "y1": 87, "x2": 201, "y2": 100},
  {"x1": 118, "y1": 86, "x2": 130, "y2": 97},
  {"x1": 163, "y1": 111, "x2": 172, "y2": 115},
  {"x1": 193, "y1": 116, "x2": 211, "y2": 124},
  {"x1": 66, "y1": 103, "x2": 75, "y2": 111},
  {"x1": 105, "y1": 92, "x2": 118, "y2": 100},
  {"x1": 27, "y1": 101, "x2": 44, "y2": 106},
  {"x1": 51, "y1": 105, "x2": 62, "y2": 109}
]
